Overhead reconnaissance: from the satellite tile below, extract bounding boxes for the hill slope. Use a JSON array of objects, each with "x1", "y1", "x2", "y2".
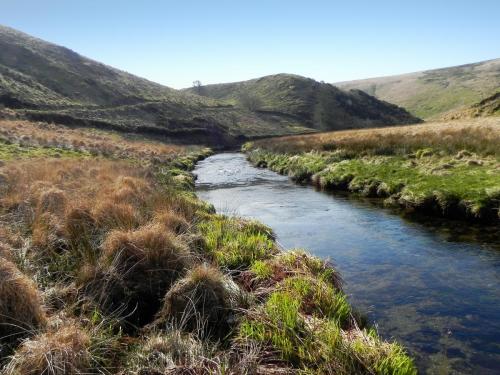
[
  {"x1": 0, "y1": 25, "x2": 318, "y2": 143},
  {"x1": 441, "y1": 91, "x2": 500, "y2": 120},
  {"x1": 184, "y1": 74, "x2": 420, "y2": 131},
  {"x1": 0, "y1": 25, "x2": 420, "y2": 144},
  {"x1": 337, "y1": 59, "x2": 500, "y2": 119}
]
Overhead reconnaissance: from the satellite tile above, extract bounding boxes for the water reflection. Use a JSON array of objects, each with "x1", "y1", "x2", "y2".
[{"x1": 194, "y1": 153, "x2": 500, "y2": 374}]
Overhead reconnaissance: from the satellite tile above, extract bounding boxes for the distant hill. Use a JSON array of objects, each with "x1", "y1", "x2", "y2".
[
  {"x1": 184, "y1": 74, "x2": 420, "y2": 131},
  {"x1": 0, "y1": 25, "x2": 420, "y2": 145},
  {"x1": 337, "y1": 59, "x2": 500, "y2": 119}
]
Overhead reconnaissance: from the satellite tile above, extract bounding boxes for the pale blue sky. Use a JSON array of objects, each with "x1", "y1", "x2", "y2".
[{"x1": 1, "y1": 0, "x2": 499, "y2": 88}]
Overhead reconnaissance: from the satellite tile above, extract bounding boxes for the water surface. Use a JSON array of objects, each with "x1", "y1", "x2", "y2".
[{"x1": 194, "y1": 153, "x2": 500, "y2": 374}]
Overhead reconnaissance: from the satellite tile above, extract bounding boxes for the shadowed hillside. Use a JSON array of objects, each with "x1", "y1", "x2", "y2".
[
  {"x1": 0, "y1": 25, "x2": 420, "y2": 145},
  {"x1": 184, "y1": 73, "x2": 421, "y2": 131},
  {"x1": 337, "y1": 59, "x2": 500, "y2": 119},
  {"x1": 0, "y1": 25, "x2": 314, "y2": 144}
]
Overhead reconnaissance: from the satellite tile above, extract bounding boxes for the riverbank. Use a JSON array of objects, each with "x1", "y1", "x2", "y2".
[
  {"x1": 244, "y1": 118, "x2": 500, "y2": 223},
  {"x1": 0, "y1": 120, "x2": 415, "y2": 374}
]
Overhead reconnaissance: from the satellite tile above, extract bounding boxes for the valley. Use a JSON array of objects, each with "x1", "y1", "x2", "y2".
[{"x1": 0, "y1": 21, "x2": 498, "y2": 375}]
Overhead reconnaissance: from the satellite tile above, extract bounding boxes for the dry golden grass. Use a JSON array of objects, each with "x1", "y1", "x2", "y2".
[
  {"x1": 0, "y1": 157, "x2": 200, "y2": 328},
  {"x1": 249, "y1": 117, "x2": 500, "y2": 156},
  {"x1": 0, "y1": 259, "x2": 47, "y2": 347},
  {"x1": 0, "y1": 243, "x2": 13, "y2": 262},
  {"x1": 100, "y1": 224, "x2": 191, "y2": 272},
  {"x1": 81, "y1": 223, "x2": 194, "y2": 327},
  {"x1": 0, "y1": 119, "x2": 188, "y2": 162},
  {"x1": 3, "y1": 324, "x2": 92, "y2": 375},
  {"x1": 154, "y1": 211, "x2": 190, "y2": 234},
  {"x1": 155, "y1": 264, "x2": 243, "y2": 339}
]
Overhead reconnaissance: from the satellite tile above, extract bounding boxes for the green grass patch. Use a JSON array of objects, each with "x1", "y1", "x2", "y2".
[
  {"x1": 282, "y1": 276, "x2": 351, "y2": 327},
  {"x1": 198, "y1": 216, "x2": 276, "y2": 269},
  {"x1": 0, "y1": 140, "x2": 89, "y2": 160},
  {"x1": 239, "y1": 290, "x2": 416, "y2": 374}
]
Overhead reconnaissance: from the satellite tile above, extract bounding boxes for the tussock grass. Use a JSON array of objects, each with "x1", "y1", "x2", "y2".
[
  {"x1": 79, "y1": 223, "x2": 193, "y2": 327},
  {"x1": 2, "y1": 321, "x2": 118, "y2": 375},
  {"x1": 246, "y1": 117, "x2": 500, "y2": 156},
  {"x1": 0, "y1": 259, "x2": 47, "y2": 352},
  {"x1": 0, "y1": 119, "x2": 187, "y2": 162},
  {"x1": 282, "y1": 276, "x2": 351, "y2": 326},
  {"x1": 125, "y1": 331, "x2": 209, "y2": 373},
  {"x1": 240, "y1": 289, "x2": 415, "y2": 374},
  {"x1": 249, "y1": 250, "x2": 342, "y2": 292},
  {"x1": 154, "y1": 264, "x2": 244, "y2": 339},
  {"x1": 3, "y1": 324, "x2": 92, "y2": 375}
]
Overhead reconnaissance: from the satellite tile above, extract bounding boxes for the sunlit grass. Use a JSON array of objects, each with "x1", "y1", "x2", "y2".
[
  {"x1": 198, "y1": 215, "x2": 276, "y2": 268},
  {"x1": 245, "y1": 118, "x2": 500, "y2": 221}
]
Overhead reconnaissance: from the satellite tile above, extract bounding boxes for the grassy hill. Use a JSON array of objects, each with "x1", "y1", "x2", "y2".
[
  {"x1": 0, "y1": 25, "x2": 315, "y2": 144},
  {"x1": 337, "y1": 59, "x2": 500, "y2": 119},
  {"x1": 184, "y1": 73, "x2": 421, "y2": 131},
  {"x1": 0, "y1": 25, "x2": 420, "y2": 145}
]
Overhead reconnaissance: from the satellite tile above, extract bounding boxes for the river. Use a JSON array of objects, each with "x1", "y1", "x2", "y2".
[{"x1": 194, "y1": 153, "x2": 500, "y2": 374}]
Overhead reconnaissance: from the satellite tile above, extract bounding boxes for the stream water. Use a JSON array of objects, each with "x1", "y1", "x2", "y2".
[{"x1": 194, "y1": 153, "x2": 500, "y2": 374}]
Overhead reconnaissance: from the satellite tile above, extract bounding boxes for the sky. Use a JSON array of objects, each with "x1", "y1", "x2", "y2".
[{"x1": 1, "y1": 0, "x2": 499, "y2": 89}]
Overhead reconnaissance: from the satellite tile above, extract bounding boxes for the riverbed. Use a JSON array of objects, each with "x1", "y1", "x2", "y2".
[{"x1": 194, "y1": 153, "x2": 500, "y2": 374}]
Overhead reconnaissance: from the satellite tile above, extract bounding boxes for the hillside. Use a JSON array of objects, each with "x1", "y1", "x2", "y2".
[
  {"x1": 0, "y1": 25, "x2": 313, "y2": 144},
  {"x1": 184, "y1": 74, "x2": 421, "y2": 131},
  {"x1": 337, "y1": 59, "x2": 500, "y2": 119},
  {"x1": 0, "y1": 25, "x2": 420, "y2": 145},
  {"x1": 441, "y1": 91, "x2": 500, "y2": 120}
]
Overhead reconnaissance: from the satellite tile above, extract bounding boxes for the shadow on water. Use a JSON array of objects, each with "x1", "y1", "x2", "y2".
[
  {"x1": 318, "y1": 190, "x2": 500, "y2": 251},
  {"x1": 194, "y1": 153, "x2": 500, "y2": 375}
]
